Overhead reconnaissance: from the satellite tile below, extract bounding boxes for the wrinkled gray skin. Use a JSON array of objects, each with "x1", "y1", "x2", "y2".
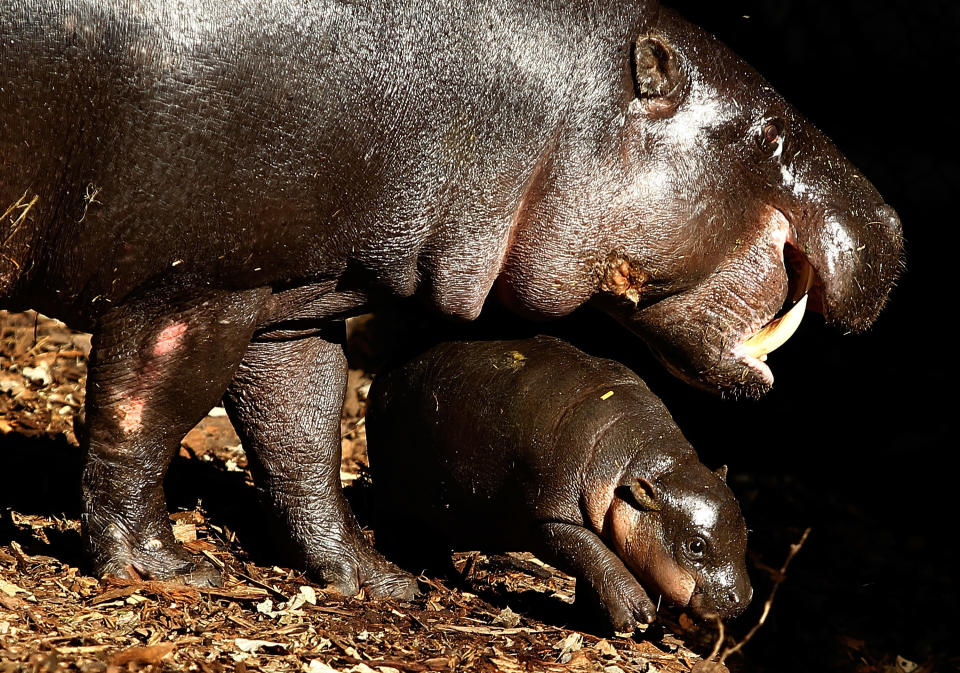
[
  {"x1": 367, "y1": 336, "x2": 751, "y2": 631},
  {"x1": 0, "y1": 0, "x2": 901, "y2": 594}
]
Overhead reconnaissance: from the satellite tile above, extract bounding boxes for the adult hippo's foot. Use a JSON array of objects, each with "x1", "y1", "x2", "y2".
[
  {"x1": 297, "y1": 507, "x2": 420, "y2": 599},
  {"x1": 83, "y1": 507, "x2": 222, "y2": 587},
  {"x1": 224, "y1": 324, "x2": 418, "y2": 600}
]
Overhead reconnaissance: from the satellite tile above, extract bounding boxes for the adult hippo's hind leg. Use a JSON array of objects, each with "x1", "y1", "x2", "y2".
[
  {"x1": 223, "y1": 323, "x2": 418, "y2": 599},
  {"x1": 82, "y1": 288, "x2": 269, "y2": 585}
]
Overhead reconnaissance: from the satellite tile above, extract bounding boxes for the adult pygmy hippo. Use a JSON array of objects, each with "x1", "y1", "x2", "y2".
[
  {"x1": 367, "y1": 336, "x2": 751, "y2": 630},
  {"x1": 1, "y1": 0, "x2": 901, "y2": 596}
]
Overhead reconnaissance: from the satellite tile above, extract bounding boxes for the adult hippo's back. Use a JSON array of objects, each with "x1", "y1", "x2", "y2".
[{"x1": 0, "y1": 0, "x2": 902, "y2": 595}]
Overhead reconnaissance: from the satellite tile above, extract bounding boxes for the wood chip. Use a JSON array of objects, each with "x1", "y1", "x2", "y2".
[{"x1": 109, "y1": 642, "x2": 176, "y2": 665}]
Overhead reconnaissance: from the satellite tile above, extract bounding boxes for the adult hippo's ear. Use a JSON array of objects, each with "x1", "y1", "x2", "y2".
[
  {"x1": 632, "y1": 33, "x2": 683, "y2": 101},
  {"x1": 624, "y1": 476, "x2": 662, "y2": 511}
]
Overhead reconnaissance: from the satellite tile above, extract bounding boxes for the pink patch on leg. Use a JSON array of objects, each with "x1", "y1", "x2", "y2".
[
  {"x1": 153, "y1": 322, "x2": 188, "y2": 356},
  {"x1": 118, "y1": 397, "x2": 145, "y2": 434}
]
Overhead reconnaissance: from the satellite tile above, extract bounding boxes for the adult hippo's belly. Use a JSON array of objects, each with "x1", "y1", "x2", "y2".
[{"x1": 0, "y1": 0, "x2": 902, "y2": 594}]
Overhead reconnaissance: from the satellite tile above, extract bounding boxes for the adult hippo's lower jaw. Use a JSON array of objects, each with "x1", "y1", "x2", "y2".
[{"x1": 606, "y1": 199, "x2": 900, "y2": 399}]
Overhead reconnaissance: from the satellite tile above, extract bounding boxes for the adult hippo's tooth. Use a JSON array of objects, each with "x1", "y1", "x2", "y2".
[{"x1": 741, "y1": 294, "x2": 808, "y2": 361}]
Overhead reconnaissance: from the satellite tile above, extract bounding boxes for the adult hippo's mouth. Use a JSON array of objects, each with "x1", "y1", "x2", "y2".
[
  {"x1": 732, "y1": 209, "x2": 819, "y2": 384},
  {"x1": 731, "y1": 191, "x2": 902, "y2": 390},
  {"x1": 607, "y1": 203, "x2": 875, "y2": 399}
]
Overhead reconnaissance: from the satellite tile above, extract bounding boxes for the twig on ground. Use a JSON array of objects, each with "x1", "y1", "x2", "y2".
[
  {"x1": 706, "y1": 615, "x2": 724, "y2": 662},
  {"x1": 718, "y1": 527, "x2": 811, "y2": 665},
  {"x1": 341, "y1": 416, "x2": 365, "y2": 439}
]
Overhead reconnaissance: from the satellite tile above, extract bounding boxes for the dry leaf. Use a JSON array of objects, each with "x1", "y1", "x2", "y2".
[
  {"x1": 0, "y1": 594, "x2": 27, "y2": 611},
  {"x1": 0, "y1": 579, "x2": 28, "y2": 597},
  {"x1": 895, "y1": 656, "x2": 919, "y2": 673},
  {"x1": 555, "y1": 632, "x2": 583, "y2": 663},
  {"x1": 489, "y1": 656, "x2": 523, "y2": 673},
  {"x1": 299, "y1": 585, "x2": 318, "y2": 605},
  {"x1": 493, "y1": 606, "x2": 521, "y2": 627},
  {"x1": 565, "y1": 650, "x2": 592, "y2": 670},
  {"x1": 595, "y1": 639, "x2": 619, "y2": 659},
  {"x1": 0, "y1": 579, "x2": 35, "y2": 603},
  {"x1": 346, "y1": 664, "x2": 378, "y2": 673}
]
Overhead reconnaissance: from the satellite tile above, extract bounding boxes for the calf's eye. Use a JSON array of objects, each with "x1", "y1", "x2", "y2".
[{"x1": 685, "y1": 537, "x2": 707, "y2": 559}]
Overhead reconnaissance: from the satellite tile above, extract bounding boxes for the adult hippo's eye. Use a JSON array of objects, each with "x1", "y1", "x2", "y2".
[
  {"x1": 757, "y1": 118, "x2": 786, "y2": 153},
  {"x1": 763, "y1": 122, "x2": 781, "y2": 144},
  {"x1": 683, "y1": 536, "x2": 708, "y2": 561}
]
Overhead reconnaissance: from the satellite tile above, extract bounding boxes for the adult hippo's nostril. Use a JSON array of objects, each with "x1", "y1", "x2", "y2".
[{"x1": 877, "y1": 204, "x2": 902, "y2": 235}]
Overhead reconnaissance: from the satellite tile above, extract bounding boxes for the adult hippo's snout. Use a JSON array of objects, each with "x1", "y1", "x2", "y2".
[
  {"x1": 615, "y1": 155, "x2": 903, "y2": 398},
  {"x1": 775, "y1": 121, "x2": 904, "y2": 334}
]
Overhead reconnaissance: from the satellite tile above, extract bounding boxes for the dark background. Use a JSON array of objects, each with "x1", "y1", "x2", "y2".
[{"x1": 596, "y1": 1, "x2": 955, "y2": 669}]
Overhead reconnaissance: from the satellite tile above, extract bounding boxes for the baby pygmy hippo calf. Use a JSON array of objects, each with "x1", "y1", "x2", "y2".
[{"x1": 366, "y1": 336, "x2": 751, "y2": 631}]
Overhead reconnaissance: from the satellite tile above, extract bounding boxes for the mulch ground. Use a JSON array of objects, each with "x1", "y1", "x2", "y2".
[
  {"x1": 0, "y1": 310, "x2": 726, "y2": 673},
  {"x1": 0, "y1": 310, "x2": 947, "y2": 673}
]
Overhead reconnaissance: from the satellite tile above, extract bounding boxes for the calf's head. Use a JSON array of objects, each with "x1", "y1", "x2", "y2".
[{"x1": 607, "y1": 460, "x2": 751, "y2": 620}]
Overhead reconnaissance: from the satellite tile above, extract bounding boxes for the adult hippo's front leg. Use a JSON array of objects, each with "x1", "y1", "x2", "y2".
[{"x1": 223, "y1": 324, "x2": 417, "y2": 598}]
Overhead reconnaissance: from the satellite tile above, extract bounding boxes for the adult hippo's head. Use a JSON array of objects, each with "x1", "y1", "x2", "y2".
[{"x1": 498, "y1": 6, "x2": 903, "y2": 398}]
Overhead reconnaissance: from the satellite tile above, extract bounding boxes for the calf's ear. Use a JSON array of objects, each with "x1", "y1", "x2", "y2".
[{"x1": 625, "y1": 476, "x2": 661, "y2": 511}]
